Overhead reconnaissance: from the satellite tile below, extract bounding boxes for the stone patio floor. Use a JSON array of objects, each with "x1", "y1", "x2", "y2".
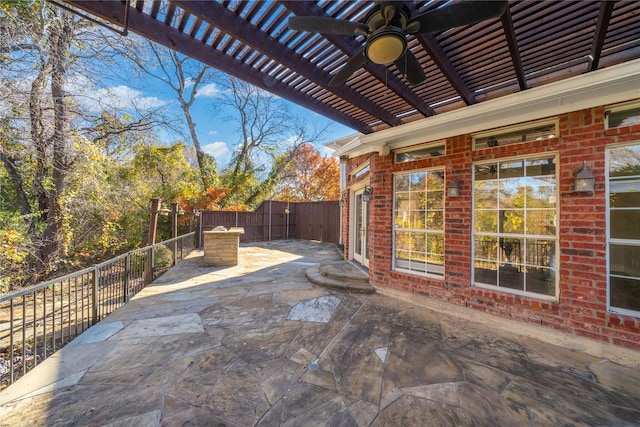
[{"x1": 1, "y1": 239, "x2": 639, "y2": 426}]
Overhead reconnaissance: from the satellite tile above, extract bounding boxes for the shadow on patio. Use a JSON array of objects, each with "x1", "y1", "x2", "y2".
[{"x1": 0, "y1": 239, "x2": 639, "y2": 426}]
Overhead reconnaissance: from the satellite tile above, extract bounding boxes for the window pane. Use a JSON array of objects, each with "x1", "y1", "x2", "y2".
[
  {"x1": 500, "y1": 238, "x2": 523, "y2": 265},
  {"x1": 610, "y1": 244, "x2": 640, "y2": 278},
  {"x1": 526, "y1": 210, "x2": 556, "y2": 235},
  {"x1": 475, "y1": 261, "x2": 498, "y2": 286},
  {"x1": 427, "y1": 172, "x2": 445, "y2": 190},
  {"x1": 501, "y1": 210, "x2": 525, "y2": 234},
  {"x1": 528, "y1": 184, "x2": 556, "y2": 208},
  {"x1": 427, "y1": 234, "x2": 444, "y2": 266},
  {"x1": 526, "y1": 240, "x2": 556, "y2": 268},
  {"x1": 411, "y1": 173, "x2": 426, "y2": 189},
  {"x1": 500, "y1": 264, "x2": 524, "y2": 291},
  {"x1": 610, "y1": 276, "x2": 640, "y2": 311},
  {"x1": 610, "y1": 185, "x2": 640, "y2": 208},
  {"x1": 426, "y1": 211, "x2": 443, "y2": 230},
  {"x1": 414, "y1": 232, "x2": 426, "y2": 254},
  {"x1": 500, "y1": 160, "x2": 524, "y2": 179},
  {"x1": 474, "y1": 180, "x2": 498, "y2": 209},
  {"x1": 475, "y1": 163, "x2": 498, "y2": 181},
  {"x1": 526, "y1": 266, "x2": 555, "y2": 296},
  {"x1": 608, "y1": 107, "x2": 640, "y2": 128},
  {"x1": 396, "y1": 231, "x2": 411, "y2": 252},
  {"x1": 609, "y1": 145, "x2": 640, "y2": 176},
  {"x1": 475, "y1": 237, "x2": 498, "y2": 261},
  {"x1": 427, "y1": 191, "x2": 444, "y2": 210},
  {"x1": 475, "y1": 210, "x2": 497, "y2": 233},
  {"x1": 396, "y1": 174, "x2": 410, "y2": 191},
  {"x1": 526, "y1": 157, "x2": 556, "y2": 177},
  {"x1": 499, "y1": 178, "x2": 525, "y2": 209},
  {"x1": 610, "y1": 210, "x2": 640, "y2": 240}
]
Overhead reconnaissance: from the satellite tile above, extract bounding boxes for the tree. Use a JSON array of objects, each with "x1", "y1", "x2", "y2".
[
  {"x1": 114, "y1": 38, "x2": 220, "y2": 189},
  {"x1": 0, "y1": 2, "x2": 77, "y2": 270},
  {"x1": 219, "y1": 78, "x2": 328, "y2": 208},
  {"x1": 276, "y1": 143, "x2": 340, "y2": 202}
]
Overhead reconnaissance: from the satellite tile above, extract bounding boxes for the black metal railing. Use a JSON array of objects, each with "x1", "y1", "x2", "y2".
[{"x1": 0, "y1": 232, "x2": 196, "y2": 388}]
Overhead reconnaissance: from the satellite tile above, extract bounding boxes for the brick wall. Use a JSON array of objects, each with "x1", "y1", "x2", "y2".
[{"x1": 345, "y1": 102, "x2": 640, "y2": 350}]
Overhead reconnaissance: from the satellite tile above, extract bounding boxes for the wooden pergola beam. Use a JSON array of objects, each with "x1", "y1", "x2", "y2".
[
  {"x1": 175, "y1": 0, "x2": 402, "y2": 128},
  {"x1": 590, "y1": 1, "x2": 615, "y2": 72},
  {"x1": 66, "y1": 0, "x2": 374, "y2": 133}
]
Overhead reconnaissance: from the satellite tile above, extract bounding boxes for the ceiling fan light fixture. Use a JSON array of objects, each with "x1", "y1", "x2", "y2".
[{"x1": 366, "y1": 27, "x2": 406, "y2": 65}]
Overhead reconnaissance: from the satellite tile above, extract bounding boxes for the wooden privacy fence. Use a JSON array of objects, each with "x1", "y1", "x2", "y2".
[{"x1": 199, "y1": 201, "x2": 340, "y2": 244}]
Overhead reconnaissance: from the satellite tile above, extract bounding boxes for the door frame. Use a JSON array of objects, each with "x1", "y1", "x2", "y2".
[{"x1": 349, "y1": 183, "x2": 370, "y2": 268}]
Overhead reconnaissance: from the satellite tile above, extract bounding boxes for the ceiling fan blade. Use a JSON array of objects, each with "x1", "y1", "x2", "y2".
[
  {"x1": 406, "y1": 1, "x2": 508, "y2": 34},
  {"x1": 329, "y1": 49, "x2": 367, "y2": 87},
  {"x1": 394, "y1": 50, "x2": 426, "y2": 86},
  {"x1": 288, "y1": 16, "x2": 368, "y2": 36}
]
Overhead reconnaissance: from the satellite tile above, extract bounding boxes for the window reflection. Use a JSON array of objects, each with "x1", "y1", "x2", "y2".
[
  {"x1": 473, "y1": 155, "x2": 558, "y2": 297},
  {"x1": 607, "y1": 143, "x2": 640, "y2": 314},
  {"x1": 394, "y1": 170, "x2": 445, "y2": 276}
]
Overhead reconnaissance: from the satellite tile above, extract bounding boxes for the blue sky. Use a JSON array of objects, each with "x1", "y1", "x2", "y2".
[{"x1": 76, "y1": 42, "x2": 356, "y2": 168}]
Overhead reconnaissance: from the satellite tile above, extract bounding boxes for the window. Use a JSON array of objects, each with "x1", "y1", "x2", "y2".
[
  {"x1": 473, "y1": 120, "x2": 557, "y2": 150},
  {"x1": 607, "y1": 103, "x2": 640, "y2": 129},
  {"x1": 607, "y1": 143, "x2": 640, "y2": 315},
  {"x1": 473, "y1": 156, "x2": 558, "y2": 297},
  {"x1": 393, "y1": 170, "x2": 445, "y2": 276},
  {"x1": 351, "y1": 163, "x2": 370, "y2": 180},
  {"x1": 394, "y1": 142, "x2": 446, "y2": 163}
]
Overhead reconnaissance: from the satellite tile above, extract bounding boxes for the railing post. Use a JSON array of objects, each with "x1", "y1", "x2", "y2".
[
  {"x1": 124, "y1": 254, "x2": 131, "y2": 303},
  {"x1": 145, "y1": 246, "x2": 153, "y2": 285},
  {"x1": 91, "y1": 267, "x2": 99, "y2": 325}
]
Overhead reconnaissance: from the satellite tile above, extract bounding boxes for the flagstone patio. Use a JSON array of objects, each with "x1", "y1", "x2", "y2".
[{"x1": 0, "y1": 240, "x2": 639, "y2": 426}]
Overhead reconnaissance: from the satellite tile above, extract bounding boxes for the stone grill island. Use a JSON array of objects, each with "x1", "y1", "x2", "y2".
[{"x1": 203, "y1": 227, "x2": 245, "y2": 266}]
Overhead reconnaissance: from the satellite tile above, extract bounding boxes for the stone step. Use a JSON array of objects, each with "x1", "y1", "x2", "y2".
[
  {"x1": 305, "y1": 267, "x2": 375, "y2": 294},
  {"x1": 318, "y1": 261, "x2": 370, "y2": 283}
]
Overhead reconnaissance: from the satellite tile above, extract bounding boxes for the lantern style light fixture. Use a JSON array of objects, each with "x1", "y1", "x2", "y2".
[
  {"x1": 574, "y1": 161, "x2": 595, "y2": 193},
  {"x1": 159, "y1": 203, "x2": 171, "y2": 216},
  {"x1": 447, "y1": 178, "x2": 461, "y2": 197},
  {"x1": 362, "y1": 186, "x2": 373, "y2": 202}
]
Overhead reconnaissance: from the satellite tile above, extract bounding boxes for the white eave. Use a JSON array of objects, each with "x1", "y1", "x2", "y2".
[{"x1": 328, "y1": 58, "x2": 640, "y2": 159}]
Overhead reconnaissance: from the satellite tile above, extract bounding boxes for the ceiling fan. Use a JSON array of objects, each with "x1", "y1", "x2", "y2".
[{"x1": 288, "y1": 1, "x2": 508, "y2": 87}]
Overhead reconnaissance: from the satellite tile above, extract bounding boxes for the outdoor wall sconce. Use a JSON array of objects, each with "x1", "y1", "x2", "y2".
[
  {"x1": 284, "y1": 208, "x2": 290, "y2": 215},
  {"x1": 362, "y1": 186, "x2": 373, "y2": 202},
  {"x1": 339, "y1": 191, "x2": 346, "y2": 207},
  {"x1": 574, "y1": 161, "x2": 595, "y2": 193},
  {"x1": 447, "y1": 178, "x2": 461, "y2": 197}
]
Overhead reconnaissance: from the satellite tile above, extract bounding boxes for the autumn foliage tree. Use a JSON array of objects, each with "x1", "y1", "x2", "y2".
[{"x1": 276, "y1": 143, "x2": 340, "y2": 202}]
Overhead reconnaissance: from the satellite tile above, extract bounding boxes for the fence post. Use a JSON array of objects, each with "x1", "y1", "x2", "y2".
[
  {"x1": 91, "y1": 267, "x2": 99, "y2": 325},
  {"x1": 124, "y1": 254, "x2": 131, "y2": 303},
  {"x1": 269, "y1": 200, "x2": 272, "y2": 241},
  {"x1": 145, "y1": 246, "x2": 153, "y2": 285}
]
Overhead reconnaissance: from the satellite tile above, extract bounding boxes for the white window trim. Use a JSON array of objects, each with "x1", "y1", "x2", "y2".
[
  {"x1": 606, "y1": 141, "x2": 640, "y2": 317},
  {"x1": 605, "y1": 100, "x2": 640, "y2": 129},
  {"x1": 472, "y1": 118, "x2": 559, "y2": 151},
  {"x1": 471, "y1": 153, "x2": 560, "y2": 301},
  {"x1": 393, "y1": 140, "x2": 447, "y2": 163},
  {"x1": 351, "y1": 162, "x2": 370, "y2": 180},
  {"x1": 392, "y1": 167, "x2": 446, "y2": 279}
]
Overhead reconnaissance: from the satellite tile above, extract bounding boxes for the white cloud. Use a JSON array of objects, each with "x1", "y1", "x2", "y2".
[
  {"x1": 207, "y1": 130, "x2": 218, "y2": 136},
  {"x1": 98, "y1": 85, "x2": 167, "y2": 110},
  {"x1": 195, "y1": 83, "x2": 223, "y2": 98},
  {"x1": 202, "y1": 141, "x2": 229, "y2": 158},
  {"x1": 74, "y1": 82, "x2": 168, "y2": 113}
]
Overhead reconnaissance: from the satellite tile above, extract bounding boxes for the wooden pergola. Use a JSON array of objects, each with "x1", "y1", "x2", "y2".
[{"x1": 62, "y1": 1, "x2": 640, "y2": 135}]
